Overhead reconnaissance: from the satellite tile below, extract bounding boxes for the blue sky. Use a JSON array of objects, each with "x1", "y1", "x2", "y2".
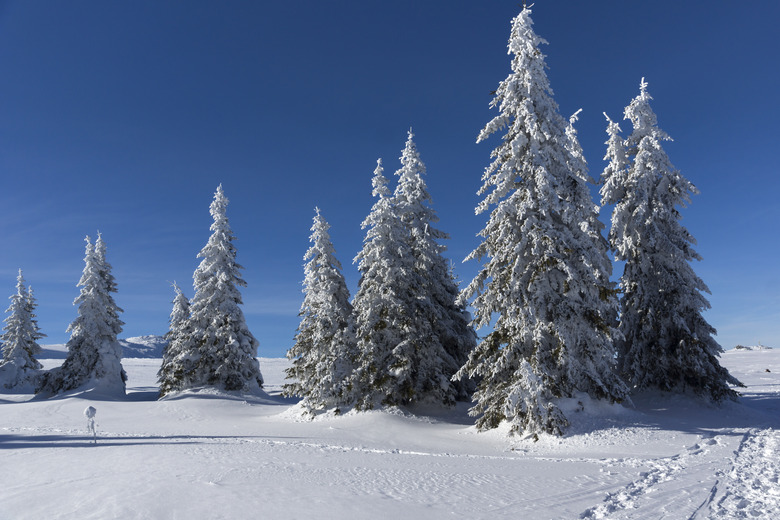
[{"x1": 1, "y1": 1, "x2": 777, "y2": 357}]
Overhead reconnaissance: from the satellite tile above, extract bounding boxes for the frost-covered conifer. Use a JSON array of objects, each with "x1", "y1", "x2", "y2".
[
  {"x1": 392, "y1": 130, "x2": 476, "y2": 403},
  {"x1": 348, "y1": 159, "x2": 421, "y2": 409},
  {"x1": 157, "y1": 282, "x2": 191, "y2": 396},
  {"x1": 168, "y1": 283, "x2": 190, "y2": 336},
  {"x1": 158, "y1": 185, "x2": 263, "y2": 396},
  {"x1": 601, "y1": 79, "x2": 741, "y2": 400},
  {"x1": 37, "y1": 236, "x2": 127, "y2": 397},
  {"x1": 457, "y1": 7, "x2": 627, "y2": 436},
  {"x1": 283, "y1": 208, "x2": 354, "y2": 411},
  {"x1": 25, "y1": 285, "x2": 46, "y2": 348},
  {"x1": 0, "y1": 270, "x2": 45, "y2": 390},
  {"x1": 95, "y1": 233, "x2": 124, "y2": 334},
  {"x1": 349, "y1": 138, "x2": 477, "y2": 410}
]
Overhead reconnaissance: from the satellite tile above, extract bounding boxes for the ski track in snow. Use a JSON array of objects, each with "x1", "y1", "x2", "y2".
[
  {"x1": 707, "y1": 428, "x2": 780, "y2": 519},
  {"x1": 579, "y1": 427, "x2": 780, "y2": 520},
  {"x1": 579, "y1": 431, "x2": 725, "y2": 519}
]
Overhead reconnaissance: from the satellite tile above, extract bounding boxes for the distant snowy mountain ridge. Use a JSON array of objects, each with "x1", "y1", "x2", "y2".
[
  {"x1": 38, "y1": 335, "x2": 168, "y2": 359},
  {"x1": 119, "y1": 335, "x2": 168, "y2": 358}
]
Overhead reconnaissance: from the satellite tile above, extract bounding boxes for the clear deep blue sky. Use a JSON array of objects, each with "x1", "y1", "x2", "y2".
[{"x1": 1, "y1": 1, "x2": 777, "y2": 356}]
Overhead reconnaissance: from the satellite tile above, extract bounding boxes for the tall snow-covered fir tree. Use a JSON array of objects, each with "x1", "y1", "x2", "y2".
[
  {"x1": 601, "y1": 79, "x2": 742, "y2": 401},
  {"x1": 157, "y1": 282, "x2": 191, "y2": 397},
  {"x1": 94, "y1": 232, "x2": 124, "y2": 336},
  {"x1": 457, "y1": 7, "x2": 627, "y2": 436},
  {"x1": 0, "y1": 270, "x2": 45, "y2": 391},
  {"x1": 348, "y1": 159, "x2": 421, "y2": 409},
  {"x1": 25, "y1": 285, "x2": 45, "y2": 350},
  {"x1": 392, "y1": 130, "x2": 476, "y2": 403},
  {"x1": 283, "y1": 208, "x2": 355, "y2": 412},
  {"x1": 158, "y1": 185, "x2": 263, "y2": 397},
  {"x1": 348, "y1": 137, "x2": 476, "y2": 410},
  {"x1": 37, "y1": 235, "x2": 127, "y2": 397}
]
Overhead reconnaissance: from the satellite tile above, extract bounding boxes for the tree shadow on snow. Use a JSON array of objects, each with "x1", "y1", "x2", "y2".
[
  {"x1": 564, "y1": 388, "x2": 780, "y2": 440},
  {"x1": 403, "y1": 401, "x2": 478, "y2": 426},
  {"x1": 124, "y1": 388, "x2": 162, "y2": 401},
  {"x1": 30, "y1": 389, "x2": 131, "y2": 403},
  {"x1": 159, "y1": 387, "x2": 292, "y2": 407},
  {"x1": 26, "y1": 386, "x2": 294, "y2": 406}
]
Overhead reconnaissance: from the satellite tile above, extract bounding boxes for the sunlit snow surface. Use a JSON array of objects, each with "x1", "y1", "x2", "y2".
[{"x1": 1, "y1": 345, "x2": 778, "y2": 519}]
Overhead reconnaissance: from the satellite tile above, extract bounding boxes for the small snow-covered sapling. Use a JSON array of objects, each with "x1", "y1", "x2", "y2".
[{"x1": 84, "y1": 406, "x2": 97, "y2": 444}]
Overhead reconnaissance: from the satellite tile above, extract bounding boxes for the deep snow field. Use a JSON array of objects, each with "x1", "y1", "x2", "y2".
[{"x1": 1, "y1": 344, "x2": 778, "y2": 520}]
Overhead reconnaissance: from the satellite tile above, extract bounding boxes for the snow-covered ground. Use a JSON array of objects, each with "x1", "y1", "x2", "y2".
[{"x1": 1, "y1": 345, "x2": 778, "y2": 519}]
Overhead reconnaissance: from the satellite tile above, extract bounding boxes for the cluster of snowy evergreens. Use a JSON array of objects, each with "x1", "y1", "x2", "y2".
[
  {"x1": 2, "y1": 233, "x2": 130, "y2": 397},
  {"x1": 157, "y1": 185, "x2": 263, "y2": 397},
  {"x1": 34, "y1": 234, "x2": 127, "y2": 397},
  {"x1": 1, "y1": 186, "x2": 263, "y2": 401},
  {"x1": 0, "y1": 270, "x2": 45, "y2": 392},
  {"x1": 0, "y1": 6, "x2": 742, "y2": 437},
  {"x1": 452, "y1": 7, "x2": 741, "y2": 436},
  {"x1": 282, "y1": 7, "x2": 741, "y2": 435},
  {"x1": 601, "y1": 81, "x2": 742, "y2": 402},
  {"x1": 283, "y1": 130, "x2": 476, "y2": 413}
]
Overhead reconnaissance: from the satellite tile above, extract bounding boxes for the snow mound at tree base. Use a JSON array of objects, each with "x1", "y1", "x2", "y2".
[
  {"x1": 33, "y1": 374, "x2": 127, "y2": 401},
  {"x1": 0, "y1": 361, "x2": 42, "y2": 393}
]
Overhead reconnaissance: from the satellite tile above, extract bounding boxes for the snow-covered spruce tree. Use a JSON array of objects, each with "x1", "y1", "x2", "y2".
[
  {"x1": 456, "y1": 7, "x2": 627, "y2": 436},
  {"x1": 25, "y1": 285, "x2": 46, "y2": 350},
  {"x1": 347, "y1": 159, "x2": 421, "y2": 409},
  {"x1": 283, "y1": 208, "x2": 355, "y2": 412},
  {"x1": 158, "y1": 185, "x2": 263, "y2": 397},
  {"x1": 392, "y1": 130, "x2": 476, "y2": 403},
  {"x1": 157, "y1": 282, "x2": 191, "y2": 397},
  {"x1": 37, "y1": 235, "x2": 127, "y2": 397},
  {"x1": 94, "y1": 233, "x2": 124, "y2": 336},
  {"x1": 601, "y1": 79, "x2": 742, "y2": 400},
  {"x1": 0, "y1": 270, "x2": 45, "y2": 390}
]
